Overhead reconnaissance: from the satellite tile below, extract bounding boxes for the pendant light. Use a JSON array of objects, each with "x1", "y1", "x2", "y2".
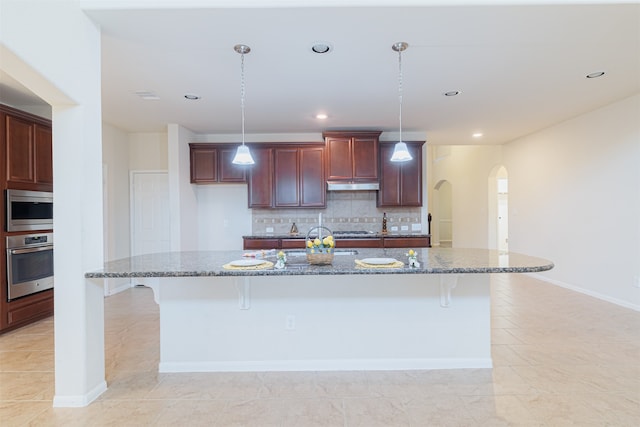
[
  {"x1": 232, "y1": 44, "x2": 255, "y2": 165},
  {"x1": 390, "y1": 42, "x2": 413, "y2": 162}
]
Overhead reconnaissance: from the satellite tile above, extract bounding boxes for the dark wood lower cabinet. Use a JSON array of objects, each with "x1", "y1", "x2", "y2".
[
  {"x1": 383, "y1": 236, "x2": 431, "y2": 248},
  {"x1": 243, "y1": 236, "x2": 429, "y2": 250},
  {"x1": 0, "y1": 289, "x2": 54, "y2": 333},
  {"x1": 337, "y1": 238, "x2": 384, "y2": 249},
  {"x1": 243, "y1": 238, "x2": 279, "y2": 250}
]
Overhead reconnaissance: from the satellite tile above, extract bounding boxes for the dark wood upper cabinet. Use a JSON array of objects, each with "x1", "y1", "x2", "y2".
[
  {"x1": 190, "y1": 143, "x2": 246, "y2": 183},
  {"x1": 34, "y1": 125, "x2": 53, "y2": 185},
  {"x1": 3, "y1": 106, "x2": 53, "y2": 191},
  {"x1": 274, "y1": 147, "x2": 299, "y2": 207},
  {"x1": 5, "y1": 115, "x2": 34, "y2": 184},
  {"x1": 190, "y1": 145, "x2": 217, "y2": 182},
  {"x1": 378, "y1": 141, "x2": 424, "y2": 207},
  {"x1": 274, "y1": 145, "x2": 325, "y2": 208},
  {"x1": 247, "y1": 147, "x2": 274, "y2": 208},
  {"x1": 218, "y1": 147, "x2": 247, "y2": 182},
  {"x1": 323, "y1": 131, "x2": 380, "y2": 182},
  {"x1": 299, "y1": 146, "x2": 325, "y2": 207}
]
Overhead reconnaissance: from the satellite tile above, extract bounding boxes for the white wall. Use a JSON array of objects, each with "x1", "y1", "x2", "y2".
[
  {"x1": 129, "y1": 132, "x2": 168, "y2": 170},
  {"x1": 168, "y1": 124, "x2": 199, "y2": 251},
  {"x1": 430, "y1": 145, "x2": 504, "y2": 248},
  {"x1": 504, "y1": 94, "x2": 640, "y2": 309},
  {"x1": 102, "y1": 124, "x2": 131, "y2": 261},
  {"x1": 196, "y1": 185, "x2": 252, "y2": 250},
  {"x1": 102, "y1": 124, "x2": 131, "y2": 294}
]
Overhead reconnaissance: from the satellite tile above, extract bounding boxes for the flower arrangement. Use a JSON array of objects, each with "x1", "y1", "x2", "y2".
[
  {"x1": 407, "y1": 249, "x2": 420, "y2": 268},
  {"x1": 275, "y1": 250, "x2": 287, "y2": 269},
  {"x1": 306, "y1": 235, "x2": 335, "y2": 252},
  {"x1": 305, "y1": 226, "x2": 335, "y2": 265}
]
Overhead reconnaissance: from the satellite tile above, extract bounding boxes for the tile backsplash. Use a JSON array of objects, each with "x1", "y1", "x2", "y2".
[{"x1": 252, "y1": 191, "x2": 422, "y2": 234}]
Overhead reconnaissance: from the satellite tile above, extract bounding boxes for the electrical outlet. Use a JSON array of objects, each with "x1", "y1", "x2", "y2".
[{"x1": 285, "y1": 315, "x2": 296, "y2": 330}]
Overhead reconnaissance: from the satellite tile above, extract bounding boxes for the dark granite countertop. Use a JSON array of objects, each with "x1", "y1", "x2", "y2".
[{"x1": 86, "y1": 248, "x2": 553, "y2": 278}]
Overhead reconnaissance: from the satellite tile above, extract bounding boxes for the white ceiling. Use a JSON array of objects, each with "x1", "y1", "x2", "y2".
[{"x1": 1, "y1": 1, "x2": 639, "y2": 145}]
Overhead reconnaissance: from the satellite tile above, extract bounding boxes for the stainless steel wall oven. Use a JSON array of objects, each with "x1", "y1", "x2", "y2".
[{"x1": 6, "y1": 233, "x2": 54, "y2": 301}]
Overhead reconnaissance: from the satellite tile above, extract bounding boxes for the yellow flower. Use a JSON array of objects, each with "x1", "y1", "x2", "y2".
[
  {"x1": 322, "y1": 236, "x2": 331, "y2": 246},
  {"x1": 306, "y1": 240, "x2": 313, "y2": 248},
  {"x1": 313, "y1": 238, "x2": 321, "y2": 247},
  {"x1": 278, "y1": 251, "x2": 285, "y2": 258},
  {"x1": 329, "y1": 240, "x2": 335, "y2": 248},
  {"x1": 408, "y1": 249, "x2": 415, "y2": 256}
]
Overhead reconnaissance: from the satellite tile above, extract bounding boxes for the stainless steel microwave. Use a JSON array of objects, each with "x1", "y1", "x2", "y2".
[{"x1": 5, "y1": 189, "x2": 53, "y2": 232}]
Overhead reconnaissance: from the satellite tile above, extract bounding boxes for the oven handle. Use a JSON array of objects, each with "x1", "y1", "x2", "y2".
[{"x1": 8, "y1": 245, "x2": 53, "y2": 255}]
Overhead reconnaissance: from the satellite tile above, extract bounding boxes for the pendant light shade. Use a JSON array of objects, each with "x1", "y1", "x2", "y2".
[
  {"x1": 232, "y1": 144, "x2": 254, "y2": 165},
  {"x1": 390, "y1": 42, "x2": 413, "y2": 163},
  {"x1": 390, "y1": 141, "x2": 412, "y2": 162},
  {"x1": 232, "y1": 44, "x2": 255, "y2": 165}
]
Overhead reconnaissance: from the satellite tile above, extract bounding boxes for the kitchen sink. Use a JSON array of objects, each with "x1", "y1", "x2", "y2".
[{"x1": 284, "y1": 249, "x2": 358, "y2": 257}]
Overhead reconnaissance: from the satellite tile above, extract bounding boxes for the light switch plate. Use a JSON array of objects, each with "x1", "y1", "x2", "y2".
[
  {"x1": 401, "y1": 225, "x2": 409, "y2": 231},
  {"x1": 266, "y1": 227, "x2": 274, "y2": 233},
  {"x1": 411, "y1": 223, "x2": 422, "y2": 231}
]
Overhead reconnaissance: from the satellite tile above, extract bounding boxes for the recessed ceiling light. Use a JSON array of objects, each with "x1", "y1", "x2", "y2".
[
  {"x1": 134, "y1": 90, "x2": 159, "y2": 100},
  {"x1": 184, "y1": 94, "x2": 201, "y2": 100},
  {"x1": 586, "y1": 71, "x2": 605, "y2": 79},
  {"x1": 311, "y1": 42, "x2": 333, "y2": 54},
  {"x1": 472, "y1": 133, "x2": 483, "y2": 138},
  {"x1": 444, "y1": 90, "x2": 461, "y2": 97},
  {"x1": 315, "y1": 113, "x2": 328, "y2": 120}
]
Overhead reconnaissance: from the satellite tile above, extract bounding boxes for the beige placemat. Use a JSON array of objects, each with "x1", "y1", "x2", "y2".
[
  {"x1": 223, "y1": 260, "x2": 274, "y2": 270},
  {"x1": 355, "y1": 259, "x2": 405, "y2": 269}
]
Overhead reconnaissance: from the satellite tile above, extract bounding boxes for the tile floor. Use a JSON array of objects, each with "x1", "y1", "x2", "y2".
[{"x1": 0, "y1": 274, "x2": 638, "y2": 426}]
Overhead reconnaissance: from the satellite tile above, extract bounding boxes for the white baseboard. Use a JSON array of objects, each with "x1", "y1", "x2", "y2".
[
  {"x1": 52, "y1": 380, "x2": 107, "y2": 408},
  {"x1": 159, "y1": 358, "x2": 493, "y2": 373},
  {"x1": 529, "y1": 273, "x2": 640, "y2": 312}
]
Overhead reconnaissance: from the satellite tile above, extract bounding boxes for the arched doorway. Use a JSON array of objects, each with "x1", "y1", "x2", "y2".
[
  {"x1": 434, "y1": 180, "x2": 453, "y2": 247},
  {"x1": 488, "y1": 166, "x2": 508, "y2": 252}
]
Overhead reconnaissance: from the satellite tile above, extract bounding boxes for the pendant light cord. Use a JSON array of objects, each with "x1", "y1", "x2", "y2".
[
  {"x1": 240, "y1": 51, "x2": 246, "y2": 145},
  {"x1": 398, "y1": 47, "x2": 403, "y2": 143}
]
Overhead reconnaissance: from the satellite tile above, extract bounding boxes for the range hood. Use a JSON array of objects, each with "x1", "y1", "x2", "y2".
[{"x1": 327, "y1": 181, "x2": 380, "y2": 191}]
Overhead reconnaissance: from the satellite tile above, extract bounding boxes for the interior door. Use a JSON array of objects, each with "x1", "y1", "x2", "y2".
[{"x1": 131, "y1": 171, "x2": 170, "y2": 256}]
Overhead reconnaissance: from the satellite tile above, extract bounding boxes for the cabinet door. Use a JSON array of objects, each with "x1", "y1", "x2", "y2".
[
  {"x1": 337, "y1": 238, "x2": 383, "y2": 248},
  {"x1": 400, "y1": 143, "x2": 422, "y2": 206},
  {"x1": 383, "y1": 236, "x2": 430, "y2": 248},
  {"x1": 280, "y1": 239, "x2": 305, "y2": 249},
  {"x1": 274, "y1": 148, "x2": 299, "y2": 207},
  {"x1": 378, "y1": 142, "x2": 423, "y2": 207},
  {"x1": 190, "y1": 146, "x2": 217, "y2": 183},
  {"x1": 243, "y1": 238, "x2": 280, "y2": 250},
  {"x1": 378, "y1": 143, "x2": 402, "y2": 206},
  {"x1": 325, "y1": 137, "x2": 352, "y2": 180},
  {"x1": 34, "y1": 124, "x2": 53, "y2": 185},
  {"x1": 6, "y1": 115, "x2": 34, "y2": 184},
  {"x1": 248, "y1": 147, "x2": 274, "y2": 208},
  {"x1": 352, "y1": 136, "x2": 378, "y2": 180},
  {"x1": 299, "y1": 146, "x2": 325, "y2": 207},
  {"x1": 218, "y1": 148, "x2": 247, "y2": 182}
]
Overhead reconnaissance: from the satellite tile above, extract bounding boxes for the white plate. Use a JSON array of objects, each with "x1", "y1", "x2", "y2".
[
  {"x1": 229, "y1": 259, "x2": 266, "y2": 267},
  {"x1": 361, "y1": 257, "x2": 397, "y2": 265}
]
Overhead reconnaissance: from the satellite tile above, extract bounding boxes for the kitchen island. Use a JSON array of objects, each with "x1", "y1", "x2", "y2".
[{"x1": 87, "y1": 248, "x2": 552, "y2": 373}]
